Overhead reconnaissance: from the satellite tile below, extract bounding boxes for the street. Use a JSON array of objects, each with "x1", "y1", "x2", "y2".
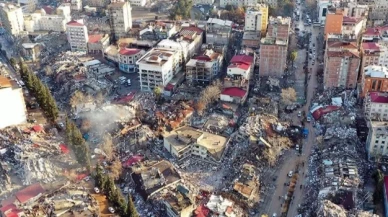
[{"x1": 264, "y1": 4, "x2": 323, "y2": 216}]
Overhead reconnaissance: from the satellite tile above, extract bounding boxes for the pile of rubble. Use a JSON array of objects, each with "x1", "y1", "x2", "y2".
[
  {"x1": 324, "y1": 126, "x2": 357, "y2": 140},
  {"x1": 317, "y1": 200, "x2": 378, "y2": 217}
]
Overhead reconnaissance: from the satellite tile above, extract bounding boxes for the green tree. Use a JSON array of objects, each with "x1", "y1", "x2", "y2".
[
  {"x1": 290, "y1": 50, "x2": 298, "y2": 66},
  {"x1": 126, "y1": 194, "x2": 139, "y2": 217},
  {"x1": 153, "y1": 86, "x2": 162, "y2": 100},
  {"x1": 170, "y1": 0, "x2": 192, "y2": 20},
  {"x1": 373, "y1": 169, "x2": 384, "y2": 204},
  {"x1": 10, "y1": 58, "x2": 16, "y2": 68},
  {"x1": 65, "y1": 118, "x2": 73, "y2": 145},
  {"x1": 71, "y1": 125, "x2": 91, "y2": 171}
]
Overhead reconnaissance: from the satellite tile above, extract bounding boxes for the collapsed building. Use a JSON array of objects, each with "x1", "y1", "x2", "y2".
[{"x1": 233, "y1": 163, "x2": 259, "y2": 201}]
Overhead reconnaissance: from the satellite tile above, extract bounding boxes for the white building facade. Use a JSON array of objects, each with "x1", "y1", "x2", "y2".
[
  {"x1": 118, "y1": 48, "x2": 145, "y2": 73},
  {"x1": 136, "y1": 48, "x2": 180, "y2": 91},
  {"x1": 108, "y1": 1, "x2": 132, "y2": 40},
  {"x1": 128, "y1": 0, "x2": 146, "y2": 6},
  {"x1": 245, "y1": 10, "x2": 263, "y2": 32},
  {"x1": 0, "y1": 3, "x2": 25, "y2": 36},
  {"x1": 220, "y1": 0, "x2": 255, "y2": 7},
  {"x1": 0, "y1": 77, "x2": 27, "y2": 129},
  {"x1": 66, "y1": 20, "x2": 88, "y2": 52},
  {"x1": 24, "y1": 4, "x2": 71, "y2": 32}
]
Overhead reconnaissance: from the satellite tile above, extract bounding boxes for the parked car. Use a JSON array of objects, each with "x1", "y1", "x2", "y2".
[
  {"x1": 298, "y1": 111, "x2": 302, "y2": 117},
  {"x1": 94, "y1": 187, "x2": 100, "y2": 193},
  {"x1": 295, "y1": 144, "x2": 300, "y2": 151},
  {"x1": 108, "y1": 207, "x2": 115, "y2": 213},
  {"x1": 307, "y1": 117, "x2": 312, "y2": 122},
  {"x1": 288, "y1": 171, "x2": 293, "y2": 178}
]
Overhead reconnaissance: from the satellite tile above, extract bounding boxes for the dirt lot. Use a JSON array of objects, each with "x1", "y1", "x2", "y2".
[{"x1": 92, "y1": 193, "x2": 115, "y2": 216}]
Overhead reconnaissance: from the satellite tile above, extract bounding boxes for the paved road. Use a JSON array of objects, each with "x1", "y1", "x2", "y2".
[{"x1": 264, "y1": 4, "x2": 323, "y2": 217}]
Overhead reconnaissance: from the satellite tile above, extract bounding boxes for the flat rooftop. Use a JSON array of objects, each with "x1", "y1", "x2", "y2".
[
  {"x1": 136, "y1": 48, "x2": 177, "y2": 66},
  {"x1": 364, "y1": 65, "x2": 388, "y2": 78}
]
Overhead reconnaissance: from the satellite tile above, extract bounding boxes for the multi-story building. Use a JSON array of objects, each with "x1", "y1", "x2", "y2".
[
  {"x1": 227, "y1": 55, "x2": 254, "y2": 80},
  {"x1": 66, "y1": 20, "x2": 88, "y2": 52},
  {"x1": 162, "y1": 185, "x2": 195, "y2": 217},
  {"x1": 186, "y1": 48, "x2": 223, "y2": 84},
  {"x1": 163, "y1": 126, "x2": 229, "y2": 164},
  {"x1": 24, "y1": 4, "x2": 71, "y2": 33},
  {"x1": 367, "y1": 0, "x2": 388, "y2": 27},
  {"x1": 259, "y1": 0, "x2": 276, "y2": 7},
  {"x1": 361, "y1": 66, "x2": 388, "y2": 97},
  {"x1": 259, "y1": 37, "x2": 288, "y2": 77},
  {"x1": 139, "y1": 21, "x2": 177, "y2": 40},
  {"x1": 206, "y1": 18, "x2": 232, "y2": 45},
  {"x1": 266, "y1": 16, "x2": 291, "y2": 41},
  {"x1": 118, "y1": 48, "x2": 145, "y2": 73},
  {"x1": 244, "y1": 4, "x2": 268, "y2": 34},
  {"x1": 347, "y1": 2, "x2": 369, "y2": 18},
  {"x1": 0, "y1": 3, "x2": 25, "y2": 36},
  {"x1": 192, "y1": 0, "x2": 214, "y2": 4},
  {"x1": 220, "y1": 0, "x2": 255, "y2": 7},
  {"x1": 366, "y1": 120, "x2": 388, "y2": 159},
  {"x1": 128, "y1": 0, "x2": 146, "y2": 6},
  {"x1": 361, "y1": 42, "x2": 380, "y2": 79},
  {"x1": 317, "y1": 0, "x2": 331, "y2": 23},
  {"x1": 86, "y1": 0, "x2": 109, "y2": 7},
  {"x1": 0, "y1": 76, "x2": 27, "y2": 129},
  {"x1": 324, "y1": 12, "x2": 343, "y2": 40},
  {"x1": 365, "y1": 91, "x2": 388, "y2": 121},
  {"x1": 136, "y1": 48, "x2": 180, "y2": 91},
  {"x1": 17, "y1": 0, "x2": 37, "y2": 13},
  {"x1": 87, "y1": 34, "x2": 110, "y2": 55},
  {"x1": 341, "y1": 16, "x2": 365, "y2": 39},
  {"x1": 323, "y1": 40, "x2": 360, "y2": 89},
  {"x1": 108, "y1": 1, "x2": 132, "y2": 40},
  {"x1": 362, "y1": 26, "x2": 388, "y2": 42}
]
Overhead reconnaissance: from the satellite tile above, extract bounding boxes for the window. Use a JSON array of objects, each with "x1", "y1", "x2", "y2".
[{"x1": 376, "y1": 140, "x2": 379, "y2": 144}]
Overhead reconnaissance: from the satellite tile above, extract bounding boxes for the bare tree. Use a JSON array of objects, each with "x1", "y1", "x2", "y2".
[
  {"x1": 281, "y1": 88, "x2": 297, "y2": 105},
  {"x1": 198, "y1": 79, "x2": 222, "y2": 111},
  {"x1": 101, "y1": 133, "x2": 114, "y2": 161},
  {"x1": 109, "y1": 159, "x2": 122, "y2": 180},
  {"x1": 70, "y1": 90, "x2": 86, "y2": 108},
  {"x1": 44, "y1": 65, "x2": 53, "y2": 76}
]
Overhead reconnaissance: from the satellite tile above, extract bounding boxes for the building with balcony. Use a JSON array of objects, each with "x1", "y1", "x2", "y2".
[
  {"x1": 341, "y1": 16, "x2": 365, "y2": 39},
  {"x1": 259, "y1": 37, "x2": 288, "y2": 77},
  {"x1": 244, "y1": 4, "x2": 268, "y2": 34},
  {"x1": 136, "y1": 48, "x2": 180, "y2": 91},
  {"x1": 186, "y1": 48, "x2": 223, "y2": 84},
  {"x1": 128, "y1": 0, "x2": 146, "y2": 6},
  {"x1": 361, "y1": 66, "x2": 388, "y2": 97},
  {"x1": 66, "y1": 20, "x2": 88, "y2": 52},
  {"x1": 139, "y1": 21, "x2": 177, "y2": 40},
  {"x1": 0, "y1": 76, "x2": 27, "y2": 129},
  {"x1": 364, "y1": 91, "x2": 388, "y2": 121},
  {"x1": 108, "y1": 1, "x2": 132, "y2": 40},
  {"x1": 362, "y1": 26, "x2": 388, "y2": 42},
  {"x1": 118, "y1": 48, "x2": 145, "y2": 73},
  {"x1": 87, "y1": 34, "x2": 110, "y2": 55},
  {"x1": 24, "y1": 4, "x2": 71, "y2": 33},
  {"x1": 163, "y1": 126, "x2": 230, "y2": 164},
  {"x1": 323, "y1": 40, "x2": 360, "y2": 89},
  {"x1": 0, "y1": 3, "x2": 25, "y2": 36},
  {"x1": 366, "y1": 121, "x2": 388, "y2": 159},
  {"x1": 227, "y1": 55, "x2": 254, "y2": 80}
]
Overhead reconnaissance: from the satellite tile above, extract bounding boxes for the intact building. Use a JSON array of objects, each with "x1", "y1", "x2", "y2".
[
  {"x1": 163, "y1": 126, "x2": 230, "y2": 164},
  {"x1": 136, "y1": 48, "x2": 180, "y2": 91},
  {"x1": 0, "y1": 76, "x2": 27, "y2": 129},
  {"x1": 66, "y1": 20, "x2": 88, "y2": 52},
  {"x1": 206, "y1": 18, "x2": 232, "y2": 45},
  {"x1": 323, "y1": 40, "x2": 360, "y2": 89},
  {"x1": 244, "y1": 5, "x2": 268, "y2": 34},
  {"x1": 361, "y1": 65, "x2": 388, "y2": 97},
  {"x1": 366, "y1": 120, "x2": 388, "y2": 159},
  {"x1": 24, "y1": 4, "x2": 71, "y2": 33},
  {"x1": 108, "y1": 1, "x2": 132, "y2": 40},
  {"x1": 364, "y1": 91, "x2": 388, "y2": 121},
  {"x1": 259, "y1": 37, "x2": 288, "y2": 77},
  {"x1": 0, "y1": 3, "x2": 24, "y2": 36},
  {"x1": 220, "y1": 0, "x2": 255, "y2": 7}
]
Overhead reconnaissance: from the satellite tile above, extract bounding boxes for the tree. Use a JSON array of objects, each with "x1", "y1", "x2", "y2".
[
  {"x1": 65, "y1": 118, "x2": 73, "y2": 144},
  {"x1": 169, "y1": 0, "x2": 192, "y2": 20},
  {"x1": 109, "y1": 160, "x2": 122, "y2": 180},
  {"x1": 126, "y1": 194, "x2": 139, "y2": 217},
  {"x1": 290, "y1": 50, "x2": 298, "y2": 66},
  {"x1": 373, "y1": 169, "x2": 384, "y2": 204},
  {"x1": 153, "y1": 86, "x2": 162, "y2": 100},
  {"x1": 44, "y1": 65, "x2": 53, "y2": 76},
  {"x1": 71, "y1": 124, "x2": 91, "y2": 171},
  {"x1": 281, "y1": 88, "x2": 297, "y2": 105},
  {"x1": 101, "y1": 134, "x2": 114, "y2": 161},
  {"x1": 199, "y1": 79, "x2": 222, "y2": 109},
  {"x1": 70, "y1": 90, "x2": 86, "y2": 108},
  {"x1": 10, "y1": 58, "x2": 16, "y2": 68}
]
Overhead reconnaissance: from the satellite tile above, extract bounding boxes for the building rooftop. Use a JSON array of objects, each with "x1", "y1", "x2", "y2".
[
  {"x1": 260, "y1": 37, "x2": 287, "y2": 45},
  {"x1": 15, "y1": 183, "x2": 45, "y2": 204},
  {"x1": 364, "y1": 65, "x2": 388, "y2": 78},
  {"x1": 230, "y1": 55, "x2": 254, "y2": 65},
  {"x1": 364, "y1": 26, "x2": 388, "y2": 37},
  {"x1": 0, "y1": 76, "x2": 12, "y2": 89},
  {"x1": 370, "y1": 121, "x2": 388, "y2": 128},
  {"x1": 327, "y1": 41, "x2": 358, "y2": 50},
  {"x1": 368, "y1": 92, "x2": 388, "y2": 103},
  {"x1": 88, "y1": 34, "x2": 103, "y2": 43},
  {"x1": 326, "y1": 50, "x2": 360, "y2": 58},
  {"x1": 186, "y1": 58, "x2": 214, "y2": 68},
  {"x1": 108, "y1": 1, "x2": 127, "y2": 8},
  {"x1": 163, "y1": 185, "x2": 193, "y2": 215},
  {"x1": 221, "y1": 87, "x2": 247, "y2": 98},
  {"x1": 342, "y1": 16, "x2": 363, "y2": 25},
  {"x1": 136, "y1": 48, "x2": 177, "y2": 66},
  {"x1": 325, "y1": 13, "x2": 343, "y2": 38},
  {"x1": 194, "y1": 48, "x2": 221, "y2": 62},
  {"x1": 362, "y1": 42, "x2": 380, "y2": 52},
  {"x1": 180, "y1": 26, "x2": 204, "y2": 38},
  {"x1": 0, "y1": 3, "x2": 21, "y2": 12},
  {"x1": 164, "y1": 126, "x2": 228, "y2": 161},
  {"x1": 207, "y1": 18, "x2": 233, "y2": 27},
  {"x1": 268, "y1": 16, "x2": 291, "y2": 25},
  {"x1": 119, "y1": 48, "x2": 142, "y2": 56},
  {"x1": 66, "y1": 20, "x2": 84, "y2": 26},
  {"x1": 243, "y1": 31, "x2": 261, "y2": 40}
]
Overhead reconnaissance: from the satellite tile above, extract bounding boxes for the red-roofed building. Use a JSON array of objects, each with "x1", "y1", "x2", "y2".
[
  {"x1": 0, "y1": 204, "x2": 24, "y2": 217},
  {"x1": 118, "y1": 48, "x2": 145, "y2": 73},
  {"x1": 66, "y1": 20, "x2": 88, "y2": 52},
  {"x1": 194, "y1": 205, "x2": 210, "y2": 217},
  {"x1": 220, "y1": 87, "x2": 248, "y2": 104},
  {"x1": 227, "y1": 55, "x2": 254, "y2": 80},
  {"x1": 342, "y1": 16, "x2": 365, "y2": 39},
  {"x1": 364, "y1": 92, "x2": 388, "y2": 121},
  {"x1": 15, "y1": 183, "x2": 45, "y2": 205},
  {"x1": 87, "y1": 34, "x2": 110, "y2": 55},
  {"x1": 186, "y1": 48, "x2": 224, "y2": 84},
  {"x1": 323, "y1": 39, "x2": 360, "y2": 89},
  {"x1": 362, "y1": 26, "x2": 388, "y2": 42}
]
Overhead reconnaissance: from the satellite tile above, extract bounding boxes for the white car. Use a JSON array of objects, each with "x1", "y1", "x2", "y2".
[
  {"x1": 108, "y1": 207, "x2": 115, "y2": 213},
  {"x1": 272, "y1": 213, "x2": 277, "y2": 217},
  {"x1": 307, "y1": 117, "x2": 311, "y2": 122},
  {"x1": 295, "y1": 145, "x2": 300, "y2": 151},
  {"x1": 94, "y1": 187, "x2": 100, "y2": 193},
  {"x1": 84, "y1": 176, "x2": 90, "y2": 182},
  {"x1": 288, "y1": 171, "x2": 293, "y2": 178},
  {"x1": 298, "y1": 111, "x2": 302, "y2": 117}
]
